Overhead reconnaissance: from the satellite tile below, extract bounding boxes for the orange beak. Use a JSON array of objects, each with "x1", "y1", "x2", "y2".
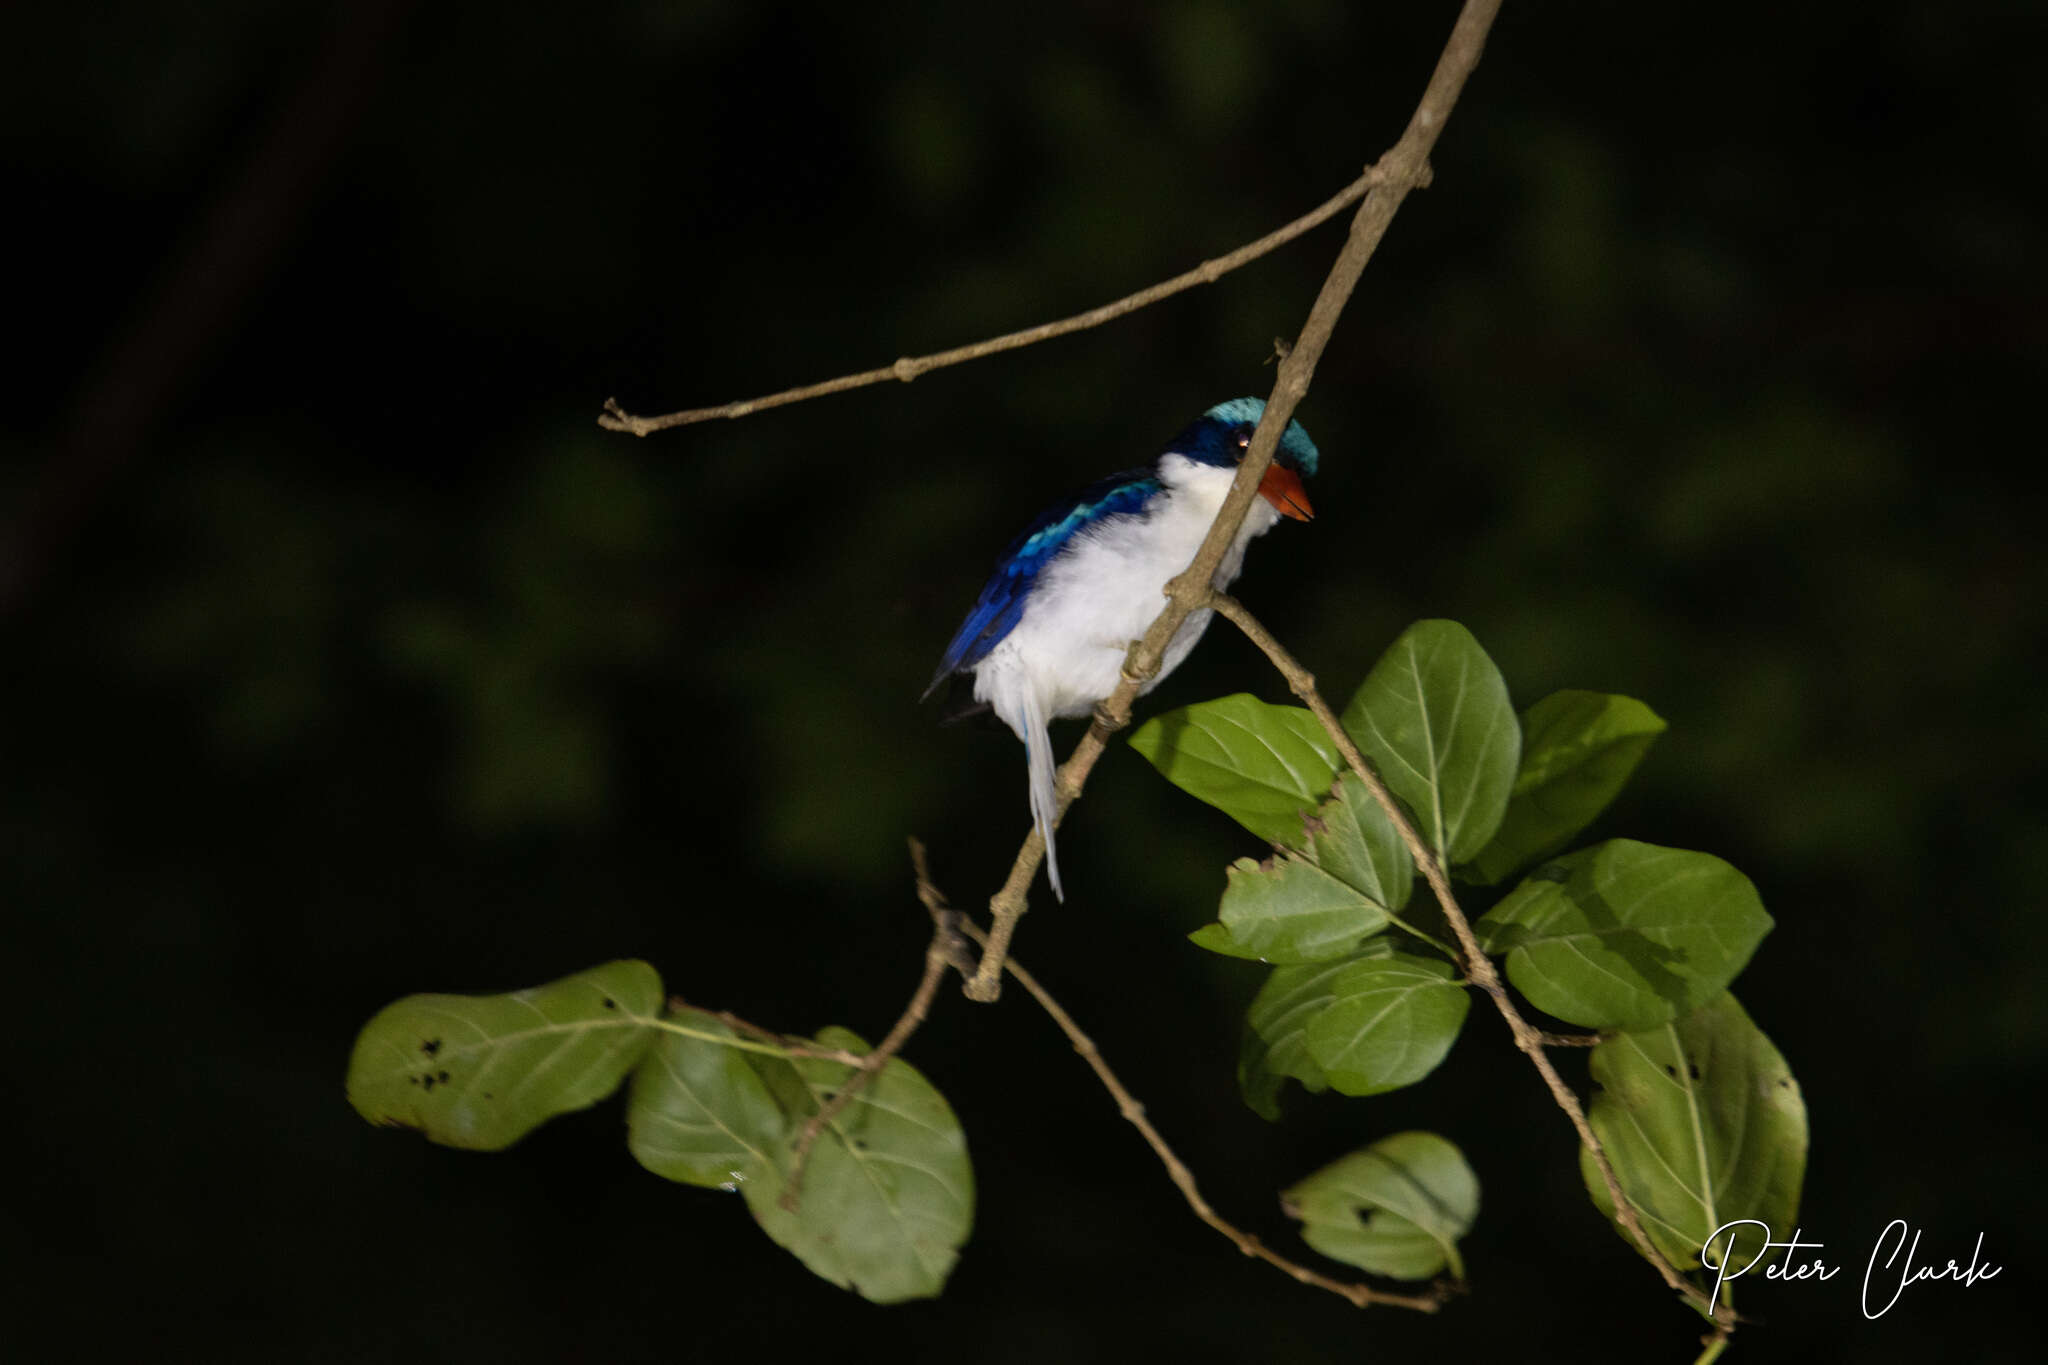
[{"x1": 1258, "y1": 463, "x2": 1314, "y2": 522}]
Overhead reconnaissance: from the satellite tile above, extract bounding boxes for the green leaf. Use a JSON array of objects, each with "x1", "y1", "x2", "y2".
[
  {"x1": 1190, "y1": 853, "x2": 1391, "y2": 964},
  {"x1": 1581, "y1": 994, "x2": 1807, "y2": 1275},
  {"x1": 626, "y1": 1015, "x2": 970, "y2": 1301},
  {"x1": 1303, "y1": 772, "x2": 1414, "y2": 913},
  {"x1": 1466, "y1": 690, "x2": 1667, "y2": 885},
  {"x1": 628, "y1": 1018, "x2": 973, "y2": 1301},
  {"x1": 626, "y1": 1008, "x2": 787, "y2": 1190},
  {"x1": 1238, "y1": 940, "x2": 1396, "y2": 1118},
  {"x1": 346, "y1": 960, "x2": 662, "y2": 1151},
  {"x1": 1340, "y1": 620, "x2": 1519, "y2": 864},
  {"x1": 1191, "y1": 774, "x2": 1417, "y2": 963},
  {"x1": 1128, "y1": 693, "x2": 1341, "y2": 844},
  {"x1": 1476, "y1": 840, "x2": 1773, "y2": 1030},
  {"x1": 1187, "y1": 920, "x2": 1257, "y2": 958},
  {"x1": 1283, "y1": 1132, "x2": 1480, "y2": 1280},
  {"x1": 1305, "y1": 952, "x2": 1471, "y2": 1096},
  {"x1": 740, "y1": 1028, "x2": 975, "y2": 1304}
]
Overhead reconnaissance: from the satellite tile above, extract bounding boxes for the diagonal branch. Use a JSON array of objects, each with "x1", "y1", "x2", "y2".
[
  {"x1": 1204, "y1": 590, "x2": 1734, "y2": 1329},
  {"x1": 597, "y1": 171, "x2": 1385, "y2": 436},
  {"x1": 961, "y1": 0, "x2": 1506, "y2": 1002}
]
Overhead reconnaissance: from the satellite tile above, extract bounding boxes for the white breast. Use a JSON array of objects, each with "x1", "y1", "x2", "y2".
[{"x1": 975, "y1": 454, "x2": 1282, "y2": 721}]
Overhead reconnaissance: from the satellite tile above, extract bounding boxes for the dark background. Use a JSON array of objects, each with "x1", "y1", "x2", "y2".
[{"x1": 4, "y1": 1, "x2": 2040, "y2": 1360}]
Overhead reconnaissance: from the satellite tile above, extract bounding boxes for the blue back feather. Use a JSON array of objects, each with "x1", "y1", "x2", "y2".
[{"x1": 925, "y1": 468, "x2": 1160, "y2": 694}]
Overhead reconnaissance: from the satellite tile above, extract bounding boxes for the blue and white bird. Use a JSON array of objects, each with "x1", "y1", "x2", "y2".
[{"x1": 925, "y1": 397, "x2": 1319, "y2": 901}]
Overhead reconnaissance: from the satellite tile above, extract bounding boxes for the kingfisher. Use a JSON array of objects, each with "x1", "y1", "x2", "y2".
[{"x1": 925, "y1": 397, "x2": 1319, "y2": 901}]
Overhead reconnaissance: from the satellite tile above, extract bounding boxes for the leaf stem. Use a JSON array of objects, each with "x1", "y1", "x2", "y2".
[
  {"x1": 643, "y1": 1013, "x2": 867, "y2": 1068},
  {"x1": 1383, "y1": 911, "x2": 1461, "y2": 961}
]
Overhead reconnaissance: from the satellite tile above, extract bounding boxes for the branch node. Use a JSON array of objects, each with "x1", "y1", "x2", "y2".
[{"x1": 597, "y1": 398, "x2": 648, "y2": 437}]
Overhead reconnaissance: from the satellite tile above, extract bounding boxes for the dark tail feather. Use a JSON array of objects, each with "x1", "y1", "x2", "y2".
[{"x1": 937, "y1": 693, "x2": 994, "y2": 727}]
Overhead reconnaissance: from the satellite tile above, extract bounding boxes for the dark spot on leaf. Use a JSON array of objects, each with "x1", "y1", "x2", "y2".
[
  {"x1": 602, "y1": 997, "x2": 617, "y2": 1010},
  {"x1": 421, "y1": 1038, "x2": 442, "y2": 1057},
  {"x1": 482, "y1": 1092, "x2": 494, "y2": 1100},
  {"x1": 1688, "y1": 1062, "x2": 1702, "y2": 1081},
  {"x1": 421, "y1": 1074, "x2": 436, "y2": 1092},
  {"x1": 438, "y1": 1070, "x2": 450, "y2": 1083},
  {"x1": 1664, "y1": 1064, "x2": 1678, "y2": 1078}
]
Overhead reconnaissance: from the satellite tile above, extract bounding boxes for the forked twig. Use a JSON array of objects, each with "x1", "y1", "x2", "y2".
[
  {"x1": 778, "y1": 908, "x2": 966, "y2": 1209},
  {"x1": 910, "y1": 843, "x2": 1451, "y2": 1313}
]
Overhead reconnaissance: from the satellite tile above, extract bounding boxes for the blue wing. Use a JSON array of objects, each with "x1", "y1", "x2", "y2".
[{"x1": 924, "y1": 469, "x2": 1161, "y2": 697}]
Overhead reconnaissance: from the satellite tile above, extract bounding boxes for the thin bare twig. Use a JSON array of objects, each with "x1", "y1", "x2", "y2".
[
  {"x1": 1538, "y1": 1030, "x2": 1606, "y2": 1048},
  {"x1": 778, "y1": 905, "x2": 966, "y2": 1209},
  {"x1": 597, "y1": 172, "x2": 1384, "y2": 436},
  {"x1": 912, "y1": 850, "x2": 1448, "y2": 1313},
  {"x1": 1204, "y1": 591, "x2": 1732, "y2": 1328},
  {"x1": 962, "y1": 0, "x2": 1505, "y2": 1001}
]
